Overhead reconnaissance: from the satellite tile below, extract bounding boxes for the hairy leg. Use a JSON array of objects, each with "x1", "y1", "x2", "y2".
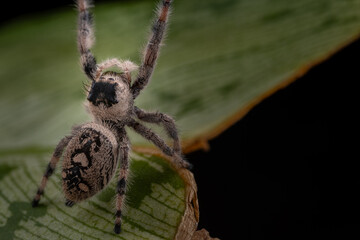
[
  {"x1": 32, "y1": 136, "x2": 72, "y2": 207},
  {"x1": 128, "y1": 119, "x2": 190, "y2": 169},
  {"x1": 77, "y1": 0, "x2": 98, "y2": 81},
  {"x1": 131, "y1": 0, "x2": 173, "y2": 98},
  {"x1": 114, "y1": 128, "x2": 130, "y2": 234},
  {"x1": 134, "y1": 106, "x2": 181, "y2": 154}
]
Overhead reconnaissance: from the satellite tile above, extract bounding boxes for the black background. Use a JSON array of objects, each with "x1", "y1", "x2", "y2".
[
  {"x1": 1, "y1": 1, "x2": 359, "y2": 239},
  {"x1": 189, "y1": 38, "x2": 360, "y2": 240}
]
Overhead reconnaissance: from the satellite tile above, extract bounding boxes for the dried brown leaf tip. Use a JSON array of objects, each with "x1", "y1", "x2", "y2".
[
  {"x1": 175, "y1": 169, "x2": 199, "y2": 239},
  {"x1": 174, "y1": 168, "x2": 219, "y2": 240}
]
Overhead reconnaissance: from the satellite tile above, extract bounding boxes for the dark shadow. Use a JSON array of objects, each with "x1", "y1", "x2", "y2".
[
  {"x1": 0, "y1": 199, "x2": 48, "y2": 239},
  {"x1": 187, "y1": 38, "x2": 360, "y2": 239}
]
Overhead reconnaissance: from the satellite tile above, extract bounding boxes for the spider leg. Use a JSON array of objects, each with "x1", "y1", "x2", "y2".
[
  {"x1": 77, "y1": 0, "x2": 98, "y2": 81},
  {"x1": 134, "y1": 106, "x2": 181, "y2": 154},
  {"x1": 131, "y1": 0, "x2": 173, "y2": 98},
  {"x1": 128, "y1": 119, "x2": 191, "y2": 169},
  {"x1": 114, "y1": 129, "x2": 130, "y2": 234},
  {"x1": 32, "y1": 136, "x2": 72, "y2": 207}
]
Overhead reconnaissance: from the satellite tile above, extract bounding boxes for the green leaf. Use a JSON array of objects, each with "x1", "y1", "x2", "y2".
[
  {"x1": 1, "y1": 0, "x2": 360, "y2": 151},
  {"x1": 0, "y1": 150, "x2": 198, "y2": 239},
  {"x1": 1, "y1": 0, "x2": 360, "y2": 239}
]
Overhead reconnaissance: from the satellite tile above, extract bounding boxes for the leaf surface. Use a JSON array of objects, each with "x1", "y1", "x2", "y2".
[
  {"x1": 0, "y1": 150, "x2": 197, "y2": 239},
  {"x1": 0, "y1": 0, "x2": 360, "y2": 150}
]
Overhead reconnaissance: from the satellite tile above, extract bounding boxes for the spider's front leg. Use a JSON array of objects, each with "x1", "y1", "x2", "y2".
[
  {"x1": 32, "y1": 136, "x2": 72, "y2": 207},
  {"x1": 114, "y1": 129, "x2": 130, "y2": 234},
  {"x1": 134, "y1": 106, "x2": 182, "y2": 154},
  {"x1": 77, "y1": 0, "x2": 98, "y2": 81},
  {"x1": 128, "y1": 119, "x2": 191, "y2": 169},
  {"x1": 131, "y1": 0, "x2": 172, "y2": 98}
]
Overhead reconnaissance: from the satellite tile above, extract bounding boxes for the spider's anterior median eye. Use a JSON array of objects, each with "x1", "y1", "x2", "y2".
[{"x1": 108, "y1": 78, "x2": 115, "y2": 81}]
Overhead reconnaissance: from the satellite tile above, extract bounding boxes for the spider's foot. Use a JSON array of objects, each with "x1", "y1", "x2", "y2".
[
  {"x1": 31, "y1": 198, "x2": 39, "y2": 208},
  {"x1": 181, "y1": 160, "x2": 193, "y2": 170},
  {"x1": 184, "y1": 161, "x2": 193, "y2": 170},
  {"x1": 114, "y1": 223, "x2": 121, "y2": 234},
  {"x1": 65, "y1": 199, "x2": 75, "y2": 207},
  {"x1": 174, "y1": 154, "x2": 192, "y2": 170}
]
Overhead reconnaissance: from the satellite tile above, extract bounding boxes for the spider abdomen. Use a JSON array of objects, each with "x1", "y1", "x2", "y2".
[{"x1": 62, "y1": 123, "x2": 119, "y2": 202}]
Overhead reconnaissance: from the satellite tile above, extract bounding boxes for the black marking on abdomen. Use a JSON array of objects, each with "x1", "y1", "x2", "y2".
[
  {"x1": 98, "y1": 160, "x2": 114, "y2": 189},
  {"x1": 62, "y1": 166, "x2": 91, "y2": 193}
]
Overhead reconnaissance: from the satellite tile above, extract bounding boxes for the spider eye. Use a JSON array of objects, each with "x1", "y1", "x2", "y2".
[{"x1": 108, "y1": 78, "x2": 114, "y2": 81}]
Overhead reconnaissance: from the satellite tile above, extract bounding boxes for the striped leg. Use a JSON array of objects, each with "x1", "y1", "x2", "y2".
[
  {"x1": 32, "y1": 136, "x2": 71, "y2": 207},
  {"x1": 128, "y1": 119, "x2": 191, "y2": 169},
  {"x1": 114, "y1": 130, "x2": 130, "y2": 234},
  {"x1": 131, "y1": 0, "x2": 173, "y2": 98},
  {"x1": 134, "y1": 106, "x2": 181, "y2": 154},
  {"x1": 77, "y1": 0, "x2": 98, "y2": 81}
]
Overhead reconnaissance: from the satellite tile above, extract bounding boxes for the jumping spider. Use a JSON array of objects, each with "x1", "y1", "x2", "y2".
[{"x1": 32, "y1": 0, "x2": 189, "y2": 234}]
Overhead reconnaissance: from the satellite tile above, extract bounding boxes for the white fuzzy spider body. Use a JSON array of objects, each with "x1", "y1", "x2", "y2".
[{"x1": 32, "y1": 0, "x2": 189, "y2": 234}]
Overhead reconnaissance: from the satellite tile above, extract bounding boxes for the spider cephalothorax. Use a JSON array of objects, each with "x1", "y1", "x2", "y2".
[
  {"x1": 87, "y1": 70, "x2": 134, "y2": 123},
  {"x1": 32, "y1": 0, "x2": 189, "y2": 234},
  {"x1": 87, "y1": 73, "x2": 122, "y2": 108}
]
